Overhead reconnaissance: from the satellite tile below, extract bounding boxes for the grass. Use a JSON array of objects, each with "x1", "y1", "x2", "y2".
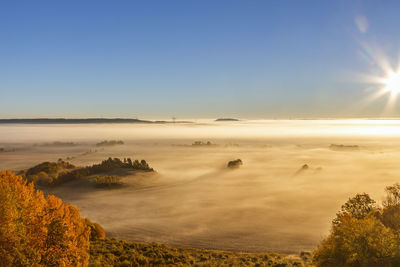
[{"x1": 89, "y1": 238, "x2": 312, "y2": 267}]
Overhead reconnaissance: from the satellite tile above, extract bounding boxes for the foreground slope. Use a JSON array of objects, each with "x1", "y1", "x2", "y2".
[
  {"x1": 89, "y1": 238, "x2": 310, "y2": 267},
  {"x1": 0, "y1": 170, "x2": 309, "y2": 267}
]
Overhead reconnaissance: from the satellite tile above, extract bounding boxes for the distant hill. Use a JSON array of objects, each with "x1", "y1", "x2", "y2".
[
  {"x1": 215, "y1": 118, "x2": 239, "y2": 121},
  {"x1": 0, "y1": 118, "x2": 159, "y2": 124}
]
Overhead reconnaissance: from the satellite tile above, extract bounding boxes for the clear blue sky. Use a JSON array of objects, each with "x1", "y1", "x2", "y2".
[{"x1": 1, "y1": 0, "x2": 400, "y2": 119}]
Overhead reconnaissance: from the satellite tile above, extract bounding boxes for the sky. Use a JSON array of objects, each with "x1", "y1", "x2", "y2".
[{"x1": 1, "y1": 0, "x2": 400, "y2": 119}]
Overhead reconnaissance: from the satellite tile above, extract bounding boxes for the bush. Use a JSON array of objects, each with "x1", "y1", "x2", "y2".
[{"x1": 86, "y1": 219, "x2": 106, "y2": 240}]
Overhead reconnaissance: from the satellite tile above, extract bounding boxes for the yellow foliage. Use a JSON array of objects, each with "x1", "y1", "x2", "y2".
[
  {"x1": 314, "y1": 213, "x2": 400, "y2": 267},
  {"x1": 0, "y1": 170, "x2": 90, "y2": 267}
]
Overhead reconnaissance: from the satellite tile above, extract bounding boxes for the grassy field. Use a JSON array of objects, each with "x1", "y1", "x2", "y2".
[{"x1": 89, "y1": 238, "x2": 312, "y2": 267}]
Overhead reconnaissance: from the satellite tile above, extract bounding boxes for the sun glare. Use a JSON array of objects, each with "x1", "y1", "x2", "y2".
[
  {"x1": 356, "y1": 42, "x2": 400, "y2": 113},
  {"x1": 383, "y1": 70, "x2": 400, "y2": 96}
]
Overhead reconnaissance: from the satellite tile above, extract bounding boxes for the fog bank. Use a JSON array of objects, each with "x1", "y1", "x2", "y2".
[{"x1": 1, "y1": 120, "x2": 400, "y2": 252}]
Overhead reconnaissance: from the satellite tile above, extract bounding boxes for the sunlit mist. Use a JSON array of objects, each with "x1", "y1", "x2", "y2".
[{"x1": 2, "y1": 121, "x2": 400, "y2": 253}]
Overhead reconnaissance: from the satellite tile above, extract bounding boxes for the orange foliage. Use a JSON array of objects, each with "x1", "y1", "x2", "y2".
[{"x1": 0, "y1": 170, "x2": 90, "y2": 266}]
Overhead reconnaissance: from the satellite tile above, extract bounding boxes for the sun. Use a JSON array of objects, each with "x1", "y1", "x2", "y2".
[
  {"x1": 355, "y1": 43, "x2": 400, "y2": 113},
  {"x1": 383, "y1": 70, "x2": 400, "y2": 96}
]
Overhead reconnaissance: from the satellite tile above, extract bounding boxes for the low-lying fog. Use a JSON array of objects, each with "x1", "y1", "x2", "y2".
[{"x1": 1, "y1": 119, "x2": 400, "y2": 253}]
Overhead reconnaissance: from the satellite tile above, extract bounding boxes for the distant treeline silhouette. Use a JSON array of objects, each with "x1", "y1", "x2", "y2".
[
  {"x1": 36, "y1": 141, "x2": 78, "y2": 147},
  {"x1": 95, "y1": 140, "x2": 124, "y2": 147},
  {"x1": 0, "y1": 118, "x2": 156, "y2": 124},
  {"x1": 192, "y1": 141, "x2": 216, "y2": 146},
  {"x1": 215, "y1": 118, "x2": 239, "y2": 121},
  {"x1": 0, "y1": 118, "x2": 194, "y2": 124},
  {"x1": 329, "y1": 144, "x2": 359, "y2": 151}
]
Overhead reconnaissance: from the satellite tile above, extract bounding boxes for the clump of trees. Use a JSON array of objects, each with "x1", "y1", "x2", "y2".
[
  {"x1": 329, "y1": 144, "x2": 359, "y2": 151},
  {"x1": 23, "y1": 157, "x2": 154, "y2": 186},
  {"x1": 95, "y1": 175, "x2": 123, "y2": 188},
  {"x1": 0, "y1": 147, "x2": 16, "y2": 152},
  {"x1": 0, "y1": 170, "x2": 90, "y2": 266},
  {"x1": 59, "y1": 158, "x2": 152, "y2": 184},
  {"x1": 313, "y1": 184, "x2": 400, "y2": 266},
  {"x1": 39, "y1": 141, "x2": 78, "y2": 147},
  {"x1": 192, "y1": 141, "x2": 216, "y2": 146},
  {"x1": 227, "y1": 159, "x2": 243, "y2": 169},
  {"x1": 95, "y1": 140, "x2": 124, "y2": 147},
  {"x1": 25, "y1": 159, "x2": 75, "y2": 185}
]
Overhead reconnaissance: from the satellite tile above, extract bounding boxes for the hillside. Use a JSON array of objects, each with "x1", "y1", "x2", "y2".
[{"x1": 23, "y1": 157, "x2": 153, "y2": 186}]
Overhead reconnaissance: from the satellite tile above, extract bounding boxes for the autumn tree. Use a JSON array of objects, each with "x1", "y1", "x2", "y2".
[
  {"x1": 0, "y1": 170, "x2": 90, "y2": 267},
  {"x1": 314, "y1": 189, "x2": 400, "y2": 267},
  {"x1": 383, "y1": 183, "x2": 400, "y2": 208},
  {"x1": 313, "y1": 213, "x2": 400, "y2": 267},
  {"x1": 381, "y1": 184, "x2": 400, "y2": 231},
  {"x1": 332, "y1": 193, "x2": 376, "y2": 226}
]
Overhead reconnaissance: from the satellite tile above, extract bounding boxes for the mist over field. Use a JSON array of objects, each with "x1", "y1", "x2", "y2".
[{"x1": 1, "y1": 120, "x2": 400, "y2": 253}]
